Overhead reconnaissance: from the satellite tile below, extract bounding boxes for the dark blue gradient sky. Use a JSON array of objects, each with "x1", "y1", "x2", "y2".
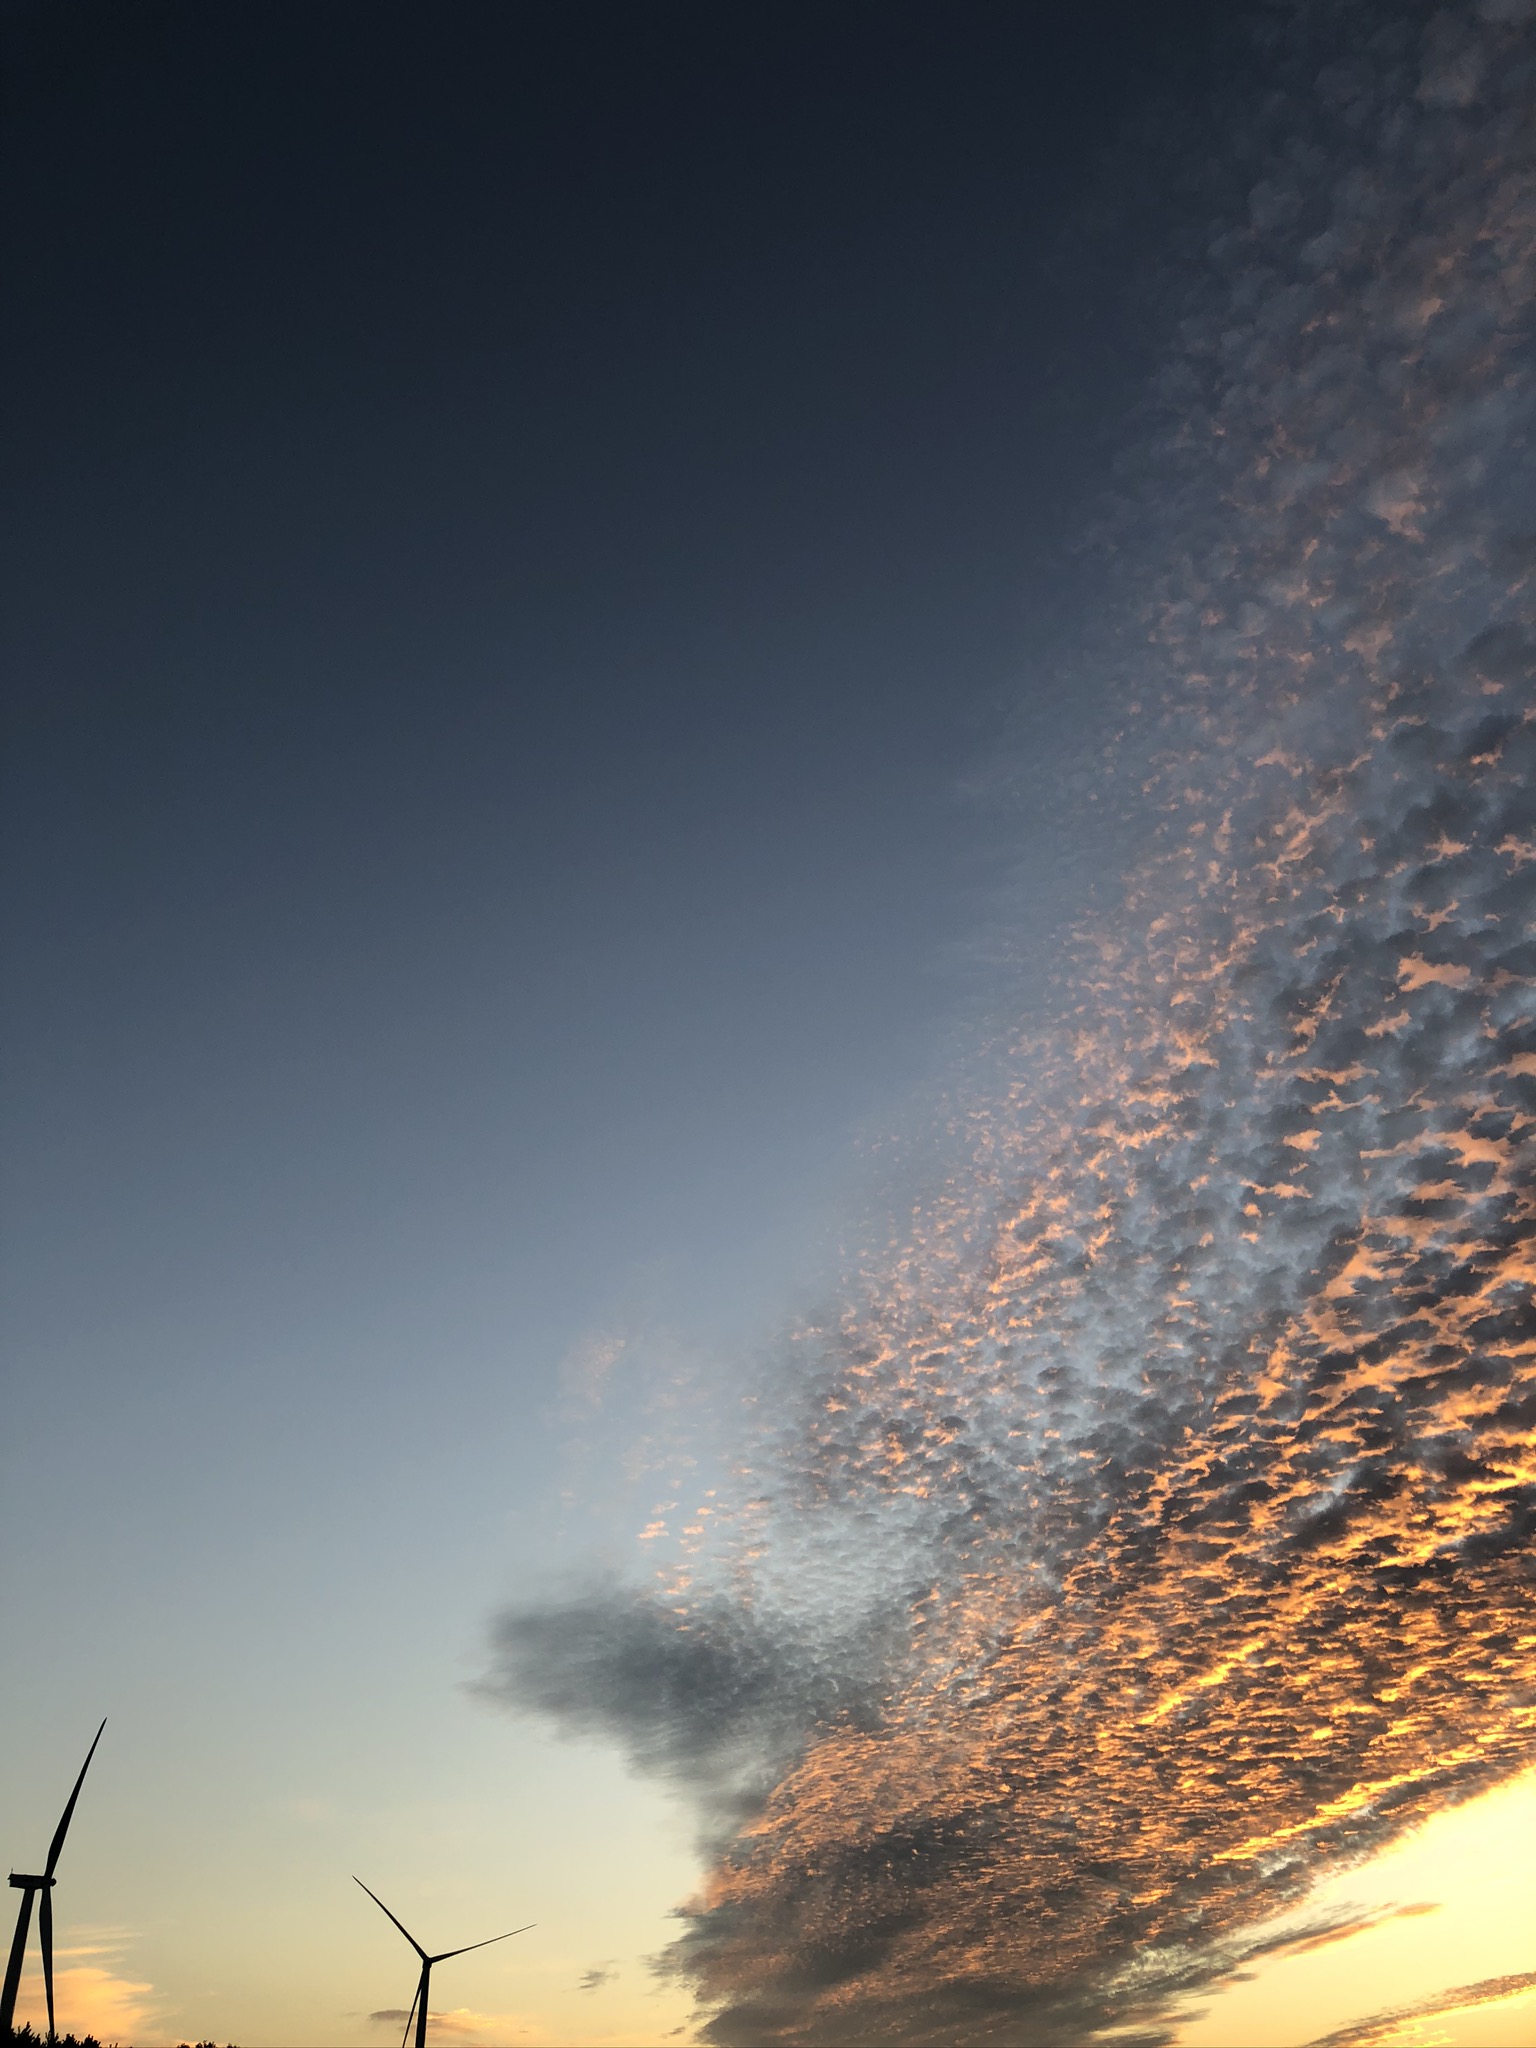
[{"x1": 3, "y1": 1, "x2": 1227, "y2": 1544}]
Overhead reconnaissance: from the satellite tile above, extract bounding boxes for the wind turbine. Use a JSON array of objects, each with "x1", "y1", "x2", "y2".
[
  {"x1": 1, "y1": 1719, "x2": 107, "y2": 2042},
  {"x1": 354, "y1": 1878, "x2": 532, "y2": 2048}
]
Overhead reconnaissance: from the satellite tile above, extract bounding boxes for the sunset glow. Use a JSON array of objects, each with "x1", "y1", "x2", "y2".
[
  {"x1": 5, "y1": 3, "x2": 1533, "y2": 2043},
  {"x1": 492, "y1": 7, "x2": 1536, "y2": 2039}
]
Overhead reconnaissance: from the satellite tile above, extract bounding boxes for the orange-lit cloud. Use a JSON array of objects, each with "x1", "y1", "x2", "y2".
[
  {"x1": 11, "y1": 1941, "x2": 162, "y2": 2043},
  {"x1": 1174, "y1": 1764, "x2": 1536, "y2": 2045},
  {"x1": 1302, "y1": 1973, "x2": 1536, "y2": 2048},
  {"x1": 490, "y1": 5, "x2": 1536, "y2": 2042}
]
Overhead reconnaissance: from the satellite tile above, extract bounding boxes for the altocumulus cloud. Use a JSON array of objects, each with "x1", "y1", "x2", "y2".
[{"x1": 487, "y1": 3, "x2": 1536, "y2": 2040}]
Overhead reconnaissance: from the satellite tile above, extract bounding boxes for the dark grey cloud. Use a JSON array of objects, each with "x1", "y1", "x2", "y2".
[
  {"x1": 483, "y1": 1576, "x2": 903, "y2": 1829},
  {"x1": 487, "y1": 4, "x2": 1536, "y2": 2040}
]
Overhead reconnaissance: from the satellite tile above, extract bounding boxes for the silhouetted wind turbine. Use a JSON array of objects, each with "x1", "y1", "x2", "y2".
[
  {"x1": 354, "y1": 1877, "x2": 532, "y2": 2048},
  {"x1": 1, "y1": 1719, "x2": 107, "y2": 2043}
]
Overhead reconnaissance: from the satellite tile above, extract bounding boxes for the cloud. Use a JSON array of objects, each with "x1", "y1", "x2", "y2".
[
  {"x1": 1254, "y1": 1901, "x2": 1440, "y2": 1965},
  {"x1": 488, "y1": 3, "x2": 1536, "y2": 2041},
  {"x1": 578, "y1": 1967, "x2": 617, "y2": 1993},
  {"x1": 12, "y1": 1958, "x2": 162, "y2": 2042},
  {"x1": 483, "y1": 1573, "x2": 898, "y2": 1831},
  {"x1": 368, "y1": 2009, "x2": 533, "y2": 2043},
  {"x1": 1300, "y1": 1970, "x2": 1536, "y2": 2047}
]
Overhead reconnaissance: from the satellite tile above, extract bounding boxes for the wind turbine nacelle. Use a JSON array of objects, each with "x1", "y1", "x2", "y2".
[{"x1": 7, "y1": 1876, "x2": 52, "y2": 1890}]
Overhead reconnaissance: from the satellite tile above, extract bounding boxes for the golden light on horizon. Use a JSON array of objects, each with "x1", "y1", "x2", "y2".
[{"x1": 1174, "y1": 1769, "x2": 1536, "y2": 2047}]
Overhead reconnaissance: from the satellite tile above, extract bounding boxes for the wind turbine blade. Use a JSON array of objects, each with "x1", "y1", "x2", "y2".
[
  {"x1": 44, "y1": 1720, "x2": 107, "y2": 1879},
  {"x1": 431, "y1": 1925, "x2": 535, "y2": 1963},
  {"x1": 399, "y1": 1976, "x2": 421, "y2": 2048},
  {"x1": 0, "y1": 1887, "x2": 38, "y2": 2037},
  {"x1": 40, "y1": 1886, "x2": 55, "y2": 2042},
  {"x1": 353, "y1": 1877, "x2": 427, "y2": 1960}
]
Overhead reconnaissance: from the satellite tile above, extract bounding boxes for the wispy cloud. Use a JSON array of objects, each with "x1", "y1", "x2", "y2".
[
  {"x1": 488, "y1": 3, "x2": 1536, "y2": 2041},
  {"x1": 367, "y1": 2007, "x2": 539, "y2": 2043},
  {"x1": 1300, "y1": 1971, "x2": 1536, "y2": 2048}
]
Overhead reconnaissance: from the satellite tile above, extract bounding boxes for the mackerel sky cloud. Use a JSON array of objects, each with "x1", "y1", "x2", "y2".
[{"x1": 490, "y1": 6, "x2": 1536, "y2": 2039}]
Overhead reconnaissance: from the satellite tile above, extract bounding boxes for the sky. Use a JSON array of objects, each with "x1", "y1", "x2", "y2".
[{"x1": 1, "y1": 3, "x2": 1533, "y2": 2045}]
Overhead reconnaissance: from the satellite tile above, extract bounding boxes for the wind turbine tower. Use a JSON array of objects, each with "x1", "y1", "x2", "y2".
[
  {"x1": 1, "y1": 1719, "x2": 107, "y2": 2043},
  {"x1": 354, "y1": 1877, "x2": 532, "y2": 2048}
]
